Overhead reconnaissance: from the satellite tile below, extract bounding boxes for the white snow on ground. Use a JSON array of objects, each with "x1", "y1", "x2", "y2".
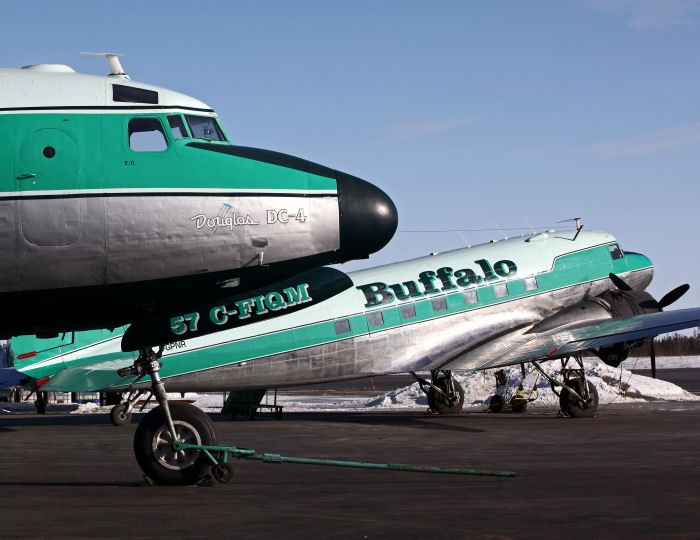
[
  {"x1": 620, "y1": 355, "x2": 700, "y2": 370},
  {"x1": 366, "y1": 357, "x2": 700, "y2": 411},
  {"x1": 2, "y1": 356, "x2": 699, "y2": 415}
]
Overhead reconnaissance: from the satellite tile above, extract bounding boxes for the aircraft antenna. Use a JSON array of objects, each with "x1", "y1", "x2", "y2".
[
  {"x1": 523, "y1": 217, "x2": 536, "y2": 235},
  {"x1": 455, "y1": 231, "x2": 471, "y2": 248},
  {"x1": 557, "y1": 217, "x2": 584, "y2": 241},
  {"x1": 81, "y1": 52, "x2": 130, "y2": 79},
  {"x1": 494, "y1": 223, "x2": 508, "y2": 240}
]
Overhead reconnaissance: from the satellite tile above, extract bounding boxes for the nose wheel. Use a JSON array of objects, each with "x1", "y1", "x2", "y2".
[
  {"x1": 134, "y1": 402, "x2": 217, "y2": 485},
  {"x1": 117, "y1": 347, "x2": 218, "y2": 485}
]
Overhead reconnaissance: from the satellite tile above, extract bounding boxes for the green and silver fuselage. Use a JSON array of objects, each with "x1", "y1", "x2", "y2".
[
  {"x1": 0, "y1": 65, "x2": 397, "y2": 336},
  {"x1": 12, "y1": 230, "x2": 654, "y2": 391}
]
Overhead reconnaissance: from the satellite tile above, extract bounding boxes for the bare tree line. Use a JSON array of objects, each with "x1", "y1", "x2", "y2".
[{"x1": 635, "y1": 331, "x2": 700, "y2": 356}]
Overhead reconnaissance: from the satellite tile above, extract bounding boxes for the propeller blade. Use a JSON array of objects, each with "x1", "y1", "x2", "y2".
[
  {"x1": 658, "y1": 284, "x2": 690, "y2": 309},
  {"x1": 650, "y1": 338, "x2": 656, "y2": 379},
  {"x1": 609, "y1": 273, "x2": 633, "y2": 292}
]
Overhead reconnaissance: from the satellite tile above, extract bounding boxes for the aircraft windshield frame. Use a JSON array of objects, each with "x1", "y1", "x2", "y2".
[{"x1": 184, "y1": 115, "x2": 227, "y2": 142}]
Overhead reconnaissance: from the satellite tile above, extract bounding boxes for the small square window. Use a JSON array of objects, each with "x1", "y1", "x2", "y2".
[
  {"x1": 367, "y1": 311, "x2": 384, "y2": 328},
  {"x1": 334, "y1": 319, "x2": 351, "y2": 335},
  {"x1": 463, "y1": 290, "x2": 478, "y2": 305},
  {"x1": 523, "y1": 277, "x2": 538, "y2": 291},
  {"x1": 494, "y1": 283, "x2": 509, "y2": 298},
  {"x1": 609, "y1": 244, "x2": 624, "y2": 260},
  {"x1": 400, "y1": 305, "x2": 416, "y2": 320},
  {"x1": 432, "y1": 297, "x2": 447, "y2": 312}
]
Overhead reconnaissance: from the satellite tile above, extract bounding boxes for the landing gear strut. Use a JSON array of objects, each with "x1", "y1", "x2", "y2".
[
  {"x1": 411, "y1": 370, "x2": 464, "y2": 414},
  {"x1": 532, "y1": 354, "x2": 599, "y2": 418},
  {"x1": 118, "y1": 347, "x2": 217, "y2": 484}
]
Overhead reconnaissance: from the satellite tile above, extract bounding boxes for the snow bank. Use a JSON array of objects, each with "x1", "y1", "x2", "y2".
[{"x1": 366, "y1": 358, "x2": 700, "y2": 411}]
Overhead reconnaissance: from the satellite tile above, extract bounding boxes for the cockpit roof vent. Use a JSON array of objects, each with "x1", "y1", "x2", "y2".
[{"x1": 112, "y1": 84, "x2": 159, "y2": 104}]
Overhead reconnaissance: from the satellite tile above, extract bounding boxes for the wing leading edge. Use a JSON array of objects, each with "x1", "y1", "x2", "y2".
[{"x1": 450, "y1": 307, "x2": 700, "y2": 370}]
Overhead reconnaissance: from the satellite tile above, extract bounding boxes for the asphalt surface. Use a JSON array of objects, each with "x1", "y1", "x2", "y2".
[{"x1": 2, "y1": 401, "x2": 700, "y2": 539}]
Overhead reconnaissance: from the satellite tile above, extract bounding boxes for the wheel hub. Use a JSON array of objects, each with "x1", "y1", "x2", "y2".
[{"x1": 152, "y1": 420, "x2": 203, "y2": 470}]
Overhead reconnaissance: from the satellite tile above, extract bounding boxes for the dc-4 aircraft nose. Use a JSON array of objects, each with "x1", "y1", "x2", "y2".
[{"x1": 336, "y1": 172, "x2": 398, "y2": 261}]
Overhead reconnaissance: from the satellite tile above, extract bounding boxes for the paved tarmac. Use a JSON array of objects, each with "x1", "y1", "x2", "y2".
[{"x1": 2, "y1": 403, "x2": 700, "y2": 539}]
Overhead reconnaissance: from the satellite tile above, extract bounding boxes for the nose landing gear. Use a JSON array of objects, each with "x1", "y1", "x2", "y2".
[{"x1": 118, "y1": 347, "x2": 217, "y2": 485}]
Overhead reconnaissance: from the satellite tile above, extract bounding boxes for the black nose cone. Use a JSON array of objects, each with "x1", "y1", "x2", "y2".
[{"x1": 336, "y1": 172, "x2": 398, "y2": 261}]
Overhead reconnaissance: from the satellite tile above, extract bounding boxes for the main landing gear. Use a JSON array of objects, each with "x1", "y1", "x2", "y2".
[
  {"x1": 117, "y1": 347, "x2": 217, "y2": 485},
  {"x1": 488, "y1": 355, "x2": 599, "y2": 418},
  {"x1": 411, "y1": 370, "x2": 465, "y2": 414},
  {"x1": 532, "y1": 355, "x2": 599, "y2": 418}
]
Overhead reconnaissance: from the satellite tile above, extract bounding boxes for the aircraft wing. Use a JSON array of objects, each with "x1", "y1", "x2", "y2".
[
  {"x1": 463, "y1": 307, "x2": 700, "y2": 370},
  {"x1": 20, "y1": 352, "x2": 136, "y2": 393}
]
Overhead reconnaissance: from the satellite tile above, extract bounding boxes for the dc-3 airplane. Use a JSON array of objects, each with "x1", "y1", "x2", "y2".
[{"x1": 9, "y1": 225, "x2": 700, "y2": 485}]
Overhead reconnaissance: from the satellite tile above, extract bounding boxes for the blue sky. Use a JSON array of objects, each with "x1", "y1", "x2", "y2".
[{"x1": 2, "y1": 0, "x2": 699, "y2": 309}]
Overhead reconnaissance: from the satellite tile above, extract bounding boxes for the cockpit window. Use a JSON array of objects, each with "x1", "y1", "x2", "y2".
[
  {"x1": 185, "y1": 115, "x2": 227, "y2": 141},
  {"x1": 128, "y1": 117, "x2": 168, "y2": 152},
  {"x1": 609, "y1": 244, "x2": 624, "y2": 260},
  {"x1": 167, "y1": 115, "x2": 189, "y2": 139}
]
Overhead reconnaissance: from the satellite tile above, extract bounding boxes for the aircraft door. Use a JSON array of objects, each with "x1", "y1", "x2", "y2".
[{"x1": 17, "y1": 129, "x2": 81, "y2": 246}]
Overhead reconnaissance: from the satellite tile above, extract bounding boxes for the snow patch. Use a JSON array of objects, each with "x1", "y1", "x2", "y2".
[{"x1": 366, "y1": 359, "x2": 700, "y2": 411}]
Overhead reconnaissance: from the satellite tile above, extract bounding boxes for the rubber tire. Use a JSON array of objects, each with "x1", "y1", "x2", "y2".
[
  {"x1": 134, "y1": 403, "x2": 217, "y2": 485},
  {"x1": 428, "y1": 379, "x2": 464, "y2": 414},
  {"x1": 511, "y1": 398, "x2": 528, "y2": 413},
  {"x1": 212, "y1": 462, "x2": 234, "y2": 483},
  {"x1": 109, "y1": 403, "x2": 132, "y2": 426},
  {"x1": 560, "y1": 378, "x2": 599, "y2": 418},
  {"x1": 35, "y1": 393, "x2": 47, "y2": 415},
  {"x1": 488, "y1": 395, "x2": 504, "y2": 413}
]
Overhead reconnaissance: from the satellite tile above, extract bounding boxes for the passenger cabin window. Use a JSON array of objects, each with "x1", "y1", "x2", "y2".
[
  {"x1": 494, "y1": 283, "x2": 509, "y2": 298},
  {"x1": 185, "y1": 115, "x2": 227, "y2": 141},
  {"x1": 523, "y1": 276, "x2": 538, "y2": 291},
  {"x1": 609, "y1": 244, "x2": 624, "y2": 260},
  {"x1": 464, "y1": 290, "x2": 478, "y2": 305},
  {"x1": 432, "y1": 297, "x2": 448, "y2": 312},
  {"x1": 367, "y1": 311, "x2": 384, "y2": 328},
  {"x1": 334, "y1": 319, "x2": 351, "y2": 335},
  {"x1": 400, "y1": 305, "x2": 416, "y2": 320},
  {"x1": 128, "y1": 117, "x2": 168, "y2": 152},
  {"x1": 168, "y1": 115, "x2": 189, "y2": 139}
]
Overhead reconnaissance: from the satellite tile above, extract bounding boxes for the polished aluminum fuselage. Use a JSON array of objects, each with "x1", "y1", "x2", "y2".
[
  {"x1": 157, "y1": 267, "x2": 653, "y2": 392},
  {"x1": 12, "y1": 231, "x2": 655, "y2": 393}
]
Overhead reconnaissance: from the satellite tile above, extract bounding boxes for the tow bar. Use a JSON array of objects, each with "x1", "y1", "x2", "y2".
[{"x1": 172, "y1": 441, "x2": 518, "y2": 483}]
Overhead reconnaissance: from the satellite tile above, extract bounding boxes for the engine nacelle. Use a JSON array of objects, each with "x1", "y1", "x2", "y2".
[{"x1": 528, "y1": 288, "x2": 662, "y2": 367}]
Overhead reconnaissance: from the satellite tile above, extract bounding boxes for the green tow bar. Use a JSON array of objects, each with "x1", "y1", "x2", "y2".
[{"x1": 172, "y1": 442, "x2": 517, "y2": 482}]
